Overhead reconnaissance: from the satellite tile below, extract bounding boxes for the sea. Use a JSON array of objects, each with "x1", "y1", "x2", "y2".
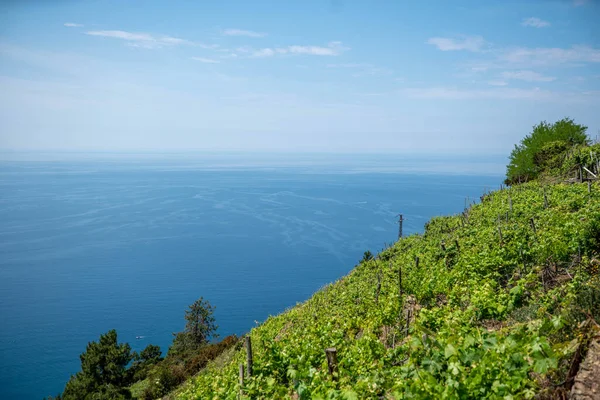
[{"x1": 0, "y1": 152, "x2": 504, "y2": 399}]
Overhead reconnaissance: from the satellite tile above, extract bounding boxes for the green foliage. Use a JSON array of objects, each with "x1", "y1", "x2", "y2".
[
  {"x1": 61, "y1": 329, "x2": 134, "y2": 400},
  {"x1": 506, "y1": 118, "x2": 588, "y2": 184},
  {"x1": 130, "y1": 344, "x2": 163, "y2": 381},
  {"x1": 141, "y1": 336, "x2": 238, "y2": 399},
  {"x1": 183, "y1": 297, "x2": 217, "y2": 348},
  {"x1": 53, "y1": 297, "x2": 231, "y2": 399},
  {"x1": 175, "y1": 180, "x2": 600, "y2": 399}
]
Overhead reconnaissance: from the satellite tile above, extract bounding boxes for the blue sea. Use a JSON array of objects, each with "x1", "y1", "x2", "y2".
[{"x1": 0, "y1": 153, "x2": 503, "y2": 399}]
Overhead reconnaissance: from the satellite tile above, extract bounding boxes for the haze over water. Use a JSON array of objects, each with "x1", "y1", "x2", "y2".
[{"x1": 0, "y1": 153, "x2": 502, "y2": 399}]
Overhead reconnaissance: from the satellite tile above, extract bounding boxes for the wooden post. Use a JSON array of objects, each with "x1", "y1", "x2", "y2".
[
  {"x1": 454, "y1": 239, "x2": 460, "y2": 252},
  {"x1": 529, "y1": 218, "x2": 537, "y2": 236},
  {"x1": 245, "y1": 336, "x2": 253, "y2": 377},
  {"x1": 498, "y1": 226, "x2": 503, "y2": 244},
  {"x1": 415, "y1": 256, "x2": 419, "y2": 269},
  {"x1": 375, "y1": 271, "x2": 381, "y2": 304},
  {"x1": 508, "y1": 193, "x2": 513, "y2": 213},
  {"x1": 579, "y1": 165, "x2": 584, "y2": 183},
  {"x1": 398, "y1": 265, "x2": 403, "y2": 299},
  {"x1": 325, "y1": 348, "x2": 338, "y2": 380},
  {"x1": 238, "y1": 363, "x2": 244, "y2": 397},
  {"x1": 397, "y1": 214, "x2": 404, "y2": 239}
]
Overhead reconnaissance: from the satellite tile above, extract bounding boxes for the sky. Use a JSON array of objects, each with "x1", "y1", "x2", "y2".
[{"x1": 0, "y1": 0, "x2": 599, "y2": 155}]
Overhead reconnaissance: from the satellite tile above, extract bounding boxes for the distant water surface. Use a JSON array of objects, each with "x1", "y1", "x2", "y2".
[{"x1": 0, "y1": 153, "x2": 503, "y2": 399}]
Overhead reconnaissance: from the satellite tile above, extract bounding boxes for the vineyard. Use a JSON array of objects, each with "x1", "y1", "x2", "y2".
[{"x1": 174, "y1": 179, "x2": 600, "y2": 399}]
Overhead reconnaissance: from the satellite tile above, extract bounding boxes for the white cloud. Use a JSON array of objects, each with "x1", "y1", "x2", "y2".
[
  {"x1": 223, "y1": 29, "x2": 266, "y2": 38},
  {"x1": 501, "y1": 45, "x2": 600, "y2": 66},
  {"x1": 85, "y1": 30, "x2": 191, "y2": 49},
  {"x1": 252, "y1": 42, "x2": 348, "y2": 58},
  {"x1": 521, "y1": 17, "x2": 550, "y2": 28},
  {"x1": 501, "y1": 70, "x2": 556, "y2": 82},
  {"x1": 64, "y1": 23, "x2": 84, "y2": 28},
  {"x1": 488, "y1": 80, "x2": 508, "y2": 86},
  {"x1": 427, "y1": 35, "x2": 485, "y2": 52},
  {"x1": 252, "y1": 48, "x2": 276, "y2": 57},
  {"x1": 191, "y1": 57, "x2": 220, "y2": 63},
  {"x1": 326, "y1": 63, "x2": 392, "y2": 77},
  {"x1": 287, "y1": 41, "x2": 348, "y2": 55},
  {"x1": 402, "y1": 87, "x2": 555, "y2": 100}
]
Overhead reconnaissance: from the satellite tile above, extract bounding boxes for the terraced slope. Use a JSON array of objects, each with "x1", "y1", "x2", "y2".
[{"x1": 177, "y1": 181, "x2": 600, "y2": 399}]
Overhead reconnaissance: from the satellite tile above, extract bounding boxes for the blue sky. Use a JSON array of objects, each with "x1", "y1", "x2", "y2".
[{"x1": 0, "y1": 0, "x2": 599, "y2": 154}]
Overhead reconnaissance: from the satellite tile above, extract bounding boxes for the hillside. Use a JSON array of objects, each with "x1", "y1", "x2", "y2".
[
  {"x1": 175, "y1": 180, "x2": 600, "y2": 397},
  {"x1": 48, "y1": 119, "x2": 600, "y2": 400}
]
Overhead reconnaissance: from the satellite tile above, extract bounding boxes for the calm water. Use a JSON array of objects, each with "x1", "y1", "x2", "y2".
[{"x1": 0, "y1": 153, "x2": 502, "y2": 399}]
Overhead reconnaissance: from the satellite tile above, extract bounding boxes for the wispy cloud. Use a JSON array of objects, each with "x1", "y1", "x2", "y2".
[
  {"x1": 252, "y1": 41, "x2": 349, "y2": 57},
  {"x1": 402, "y1": 87, "x2": 598, "y2": 103},
  {"x1": 464, "y1": 44, "x2": 600, "y2": 72},
  {"x1": 64, "y1": 23, "x2": 84, "y2": 28},
  {"x1": 252, "y1": 48, "x2": 276, "y2": 57},
  {"x1": 85, "y1": 30, "x2": 191, "y2": 49},
  {"x1": 521, "y1": 17, "x2": 550, "y2": 28},
  {"x1": 488, "y1": 80, "x2": 508, "y2": 86},
  {"x1": 501, "y1": 70, "x2": 556, "y2": 82},
  {"x1": 191, "y1": 57, "x2": 220, "y2": 64},
  {"x1": 223, "y1": 29, "x2": 267, "y2": 38},
  {"x1": 501, "y1": 45, "x2": 600, "y2": 66},
  {"x1": 573, "y1": 0, "x2": 589, "y2": 6},
  {"x1": 326, "y1": 63, "x2": 392, "y2": 77},
  {"x1": 402, "y1": 87, "x2": 555, "y2": 100},
  {"x1": 427, "y1": 35, "x2": 485, "y2": 52}
]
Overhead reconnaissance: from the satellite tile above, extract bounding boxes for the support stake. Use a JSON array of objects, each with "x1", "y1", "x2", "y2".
[
  {"x1": 325, "y1": 348, "x2": 338, "y2": 380},
  {"x1": 245, "y1": 336, "x2": 253, "y2": 378}
]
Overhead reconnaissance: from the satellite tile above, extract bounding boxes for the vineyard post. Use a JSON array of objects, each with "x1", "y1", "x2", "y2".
[
  {"x1": 245, "y1": 336, "x2": 253, "y2": 377},
  {"x1": 454, "y1": 239, "x2": 460, "y2": 252},
  {"x1": 530, "y1": 218, "x2": 537, "y2": 236},
  {"x1": 398, "y1": 214, "x2": 404, "y2": 239},
  {"x1": 509, "y1": 192, "x2": 513, "y2": 213},
  {"x1": 238, "y1": 364, "x2": 244, "y2": 397},
  {"x1": 578, "y1": 243, "x2": 582, "y2": 275},
  {"x1": 325, "y1": 348, "x2": 338, "y2": 380},
  {"x1": 498, "y1": 226, "x2": 503, "y2": 244},
  {"x1": 415, "y1": 256, "x2": 420, "y2": 269},
  {"x1": 375, "y1": 270, "x2": 382, "y2": 304},
  {"x1": 398, "y1": 264, "x2": 403, "y2": 299}
]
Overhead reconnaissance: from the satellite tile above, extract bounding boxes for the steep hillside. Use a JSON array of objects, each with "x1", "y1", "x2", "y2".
[{"x1": 176, "y1": 180, "x2": 600, "y2": 399}]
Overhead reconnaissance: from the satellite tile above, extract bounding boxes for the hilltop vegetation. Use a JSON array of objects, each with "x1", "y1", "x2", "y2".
[
  {"x1": 505, "y1": 118, "x2": 593, "y2": 185},
  {"x1": 175, "y1": 118, "x2": 600, "y2": 399}
]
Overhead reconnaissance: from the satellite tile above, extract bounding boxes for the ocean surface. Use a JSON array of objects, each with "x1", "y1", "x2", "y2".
[{"x1": 0, "y1": 153, "x2": 503, "y2": 399}]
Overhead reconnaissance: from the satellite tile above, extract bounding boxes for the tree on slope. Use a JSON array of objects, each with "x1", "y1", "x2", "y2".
[
  {"x1": 61, "y1": 329, "x2": 134, "y2": 400},
  {"x1": 169, "y1": 297, "x2": 218, "y2": 357}
]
